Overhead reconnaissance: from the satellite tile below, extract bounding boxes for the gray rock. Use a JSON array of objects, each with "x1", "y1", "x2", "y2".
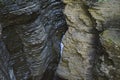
[{"x1": 0, "y1": 0, "x2": 67, "y2": 80}]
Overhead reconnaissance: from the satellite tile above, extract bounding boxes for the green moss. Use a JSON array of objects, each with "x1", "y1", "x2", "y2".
[{"x1": 106, "y1": 39, "x2": 113, "y2": 45}]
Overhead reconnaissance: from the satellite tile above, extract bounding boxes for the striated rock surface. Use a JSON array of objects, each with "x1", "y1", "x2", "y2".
[
  {"x1": 57, "y1": 0, "x2": 120, "y2": 80},
  {"x1": 0, "y1": 0, "x2": 67, "y2": 80},
  {"x1": 0, "y1": 0, "x2": 120, "y2": 80}
]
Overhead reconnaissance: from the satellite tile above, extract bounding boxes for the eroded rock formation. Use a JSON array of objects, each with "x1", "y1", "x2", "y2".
[
  {"x1": 0, "y1": 0, "x2": 67, "y2": 80},
  {"x1": 57, "y1": 0, "x2": 120, "y2": 80},
  {"x1": 0, "y1": 0, "x2": 120, "y2": 80}
]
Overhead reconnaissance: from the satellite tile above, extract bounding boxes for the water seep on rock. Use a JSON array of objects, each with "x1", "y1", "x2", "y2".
[{"x1": 0, "y1": 0, "x2": 68, "y2": 80}]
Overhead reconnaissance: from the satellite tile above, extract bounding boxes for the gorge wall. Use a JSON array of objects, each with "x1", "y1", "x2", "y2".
[
  {"x1": 0, "y1": 0, "x2": 67, "y2": 80},
  {"x1": 57, "y1": 0, "x2": 120, "y2": 80},
  {"x1": 0, "y1": 0, "x2": 120, "y2": 80}
]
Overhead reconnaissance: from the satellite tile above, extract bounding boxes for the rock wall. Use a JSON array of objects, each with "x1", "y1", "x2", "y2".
[
  {"x1": 0, "y1": 0, "x2": 67, "y2": 80},
  {"x1": 57, "y1": 0, "x2": 120, "y2": 80},
  {"x1": 0, "y1": 0, "x2": 120, "y2": 80}
]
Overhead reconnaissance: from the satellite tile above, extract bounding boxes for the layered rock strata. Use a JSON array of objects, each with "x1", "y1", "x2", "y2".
[{"x1": 0, "y1": 0, "x2": 67, "y2": 80}]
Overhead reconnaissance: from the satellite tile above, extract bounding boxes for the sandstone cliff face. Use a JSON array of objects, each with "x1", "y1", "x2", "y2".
[{"x1": 57, "y1": 0, "x2": 120, "y2": 80}]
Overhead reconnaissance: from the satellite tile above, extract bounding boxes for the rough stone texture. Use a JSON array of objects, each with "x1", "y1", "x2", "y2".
[
  {"x1": 57, "y1": 0, "x2": 120, "y2": 80},
  {"x1": 57, "y1": 0, "x2": 99, "y2": 80},
  {"x1": 0, "y1": 0, "x2": 67, "y2": 80},
  {"x1": 89, "y1": 0, "x2": 120, "y2": 79},
  {"x1": 100, "y1": 29, "x2": 120, "y2": 80},
  {"x1": 0, "y1": 0, "x2": 120, "y2": 80}
]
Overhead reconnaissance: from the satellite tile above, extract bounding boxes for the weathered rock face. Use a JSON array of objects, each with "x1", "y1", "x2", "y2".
[
  {"x1": 57, "y1": 0, "x2": 120, "y2": 80},
  {"x1": 57, "y1": 0, "x2": 99, "y2": 80},
  {"x1": 99, "y1": 19, "x2": 120, "y2": 79},
  {"x1": 0, "y1": 0, "x2": 67, "y2": 80},
  {"x1": 0, "y1": 0, "x2": 120, "y2": 80},
  {"x1": 89, "y1": 0, "x2": 120, "y2": 79}
]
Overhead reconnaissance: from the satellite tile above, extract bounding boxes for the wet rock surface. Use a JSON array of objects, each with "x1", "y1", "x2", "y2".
[
  {"x1": 0, "y1": 0, "x2": 67, "y2": 80},
  {"x1": 0, "y1": 0, "x2": 120, "y2": 80}
]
